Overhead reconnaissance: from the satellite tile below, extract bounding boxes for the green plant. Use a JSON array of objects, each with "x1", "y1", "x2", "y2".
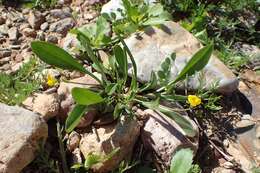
[
  {"x1": 0, "y1": 58, "x2": 43, "y2": 105},
  {"x1": 73, "y1": 0, "x2": 171, "y2": 49},
  {"x1": 32, "y1": 39, "x2": 213, "y2": 137},
  {"x1": 31, "y1": 0, "x2": 214, "y2": 138},
  {"x1": 22, "y1": 142, "x2": 59, "y2": 173},
  {"x1": 71, "y1": 148, "x2": 120, "y2": 172},
  {"x1": 169, "y1": 148, "x2": 201, "y2": 173}
]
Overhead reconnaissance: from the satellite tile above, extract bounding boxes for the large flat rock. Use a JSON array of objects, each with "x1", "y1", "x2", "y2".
[
  {"x1": 125, "y1": 21, "x2": 238, "y2": 94},
  {"x1": 0, "y1": 103, "x2": 48, "y2": 173}
]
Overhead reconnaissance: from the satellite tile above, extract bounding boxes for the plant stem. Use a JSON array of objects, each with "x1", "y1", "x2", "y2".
[{"x1": 56, "y1": 121, "x2": 70, "y2": 173}]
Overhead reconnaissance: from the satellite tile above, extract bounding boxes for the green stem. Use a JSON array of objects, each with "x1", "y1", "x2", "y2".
[{"x1": 56, "y1": 121, "x2": 70, "y2": 173}]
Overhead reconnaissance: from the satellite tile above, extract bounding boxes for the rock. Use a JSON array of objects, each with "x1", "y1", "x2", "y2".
[
  {"x1": 101, "y1": 0, "x2": 124, "y2": 19},
  {"x1": 0, "y1": 50, "x2": 11, "y2": 57},
  {"x1": 36, "y1": 31, "x2": 45, "y2": 41},
  {"x1": 49, "y1": 18, "x2": 75, "y2": 35},
  {"x1": 22, "y1": 28, "x2": 37, "y2": 38},
  {"x1": 71, "y1": 148, "x2": 82, "y2": 164},
  {"x1": 124, "y1": 21, "x2": 238, "y2": 94},
  {"x1": 8, "y1": 27, "x2": 19, "y2": 41},
  {"x1": 225, "y1": 140, "x2": 255, "y2": 172},
  {"x1": 28, "y1": 11, "x2": 45, "y2": 29},
  {"x1": 0, "y1": 103, "x2": 48, "y2": 173},
  {"x1": 67, "y1": 131, "x2": 81, "y2": 152},
  {"x1": 77, "y1": 110, "x2": 97, "y2": 128},
  {"x1": 22, "y1": 96, "x2": 34, "y2": 110},
  {"x1": 79, "y1": 116, "x2": 140, "y2": 173},
  {"x1": 60, "y1": 32, "x2": 80, "y2": 54},
  {"x1": 212, "y1": 167, "x2": 236, "y2": 173},
  {"x1": 101, "y1": 0, "x2": 155, "y2": 19},
  {"x1": 46, "y1": 34, "x2": 59, "y2": 44},
  {"x1": 40, "y1": 22, "x2": 49, "y2": 31},
  {"x1": 0, "y1": 24, "x2": 9, "y2": 36},
  {"x1": 0, "y1": 16, "x2": 6, "y2": 25},
  {"x1": 0, "y1": 57, "x2": 10, "y2": 65},
  {"x1": 32, "y1": 93, "x2": 60, "y2": 121},
  {"x1": 58, "y1": 75, "x2": 99, "y2": 119},
  {"x1": 141, "y1": 108, "x2": 199, "y2": 166},
  {"x1": 50, "y1": 9, "x2": 72, "y2": 19},
  {"x1": 58, "y1": 0, "x2": 72, "y2": 5}
]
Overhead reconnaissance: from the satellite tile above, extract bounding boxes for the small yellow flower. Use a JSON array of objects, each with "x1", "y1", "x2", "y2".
[
  {"x1": 188, "y1": 95, "x2": 201, "y2": 107},
  {"x1": 46, "y1": 74, "x2": 57, "y2": 87}
]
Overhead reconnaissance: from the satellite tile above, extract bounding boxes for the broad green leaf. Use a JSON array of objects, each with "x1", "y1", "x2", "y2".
[
  {"x1": 95, "y1": 16, "x2": 111, "y2": 44},
  {"x1": 84, "y1": 154, "x2": 102, "y2": 169},
  {"x1": 172, "y1": 44, "x2": 213, "y2": 84},
  {"x1": 138, "y1": 99, "x2": 196, "y2": 137},
  {"x1": 31, "y1": 41, "x2": 86, "y2": 73},
  {"x1": 170, "y1": 148, "x2": 194, "y2": 173},
  {"x1": 147, "y1": 4, "x2": 164, "y2": 16},
  {"x1": 31, "y1": 41, "x2": 101, "y2": 84},
  {"x1": 160, "y1": 94, "x2": 188, "y2": 102},
  {"x1": 158, "y1": 105, "x2": 196, "y2": 137},
  {"x1": 72, "y1": 87, "x2": 104, "y2": 105},
  {"x1": 114, "y1": 45, "x2": 128, "y2": 81},
  {"x1": 65, "y1": 104, "x2": 87, "y2": 133}
]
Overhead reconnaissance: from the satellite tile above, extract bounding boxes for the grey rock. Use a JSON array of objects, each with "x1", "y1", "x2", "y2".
[
  {"x1": 46, "y1": 34, "x2": 59, "y2": 44},
  {"x1": 50, "y1": 9, "x2": 72, "y2": 19},
  {"x1": 0, "y1": 103, "x2": 48, "y2": 173},
  {"x1": 80, "y1": 116, "x2": 140, "y2": 173},
  {"x1": 0, "y1": 25, "x2": 9, "y2": 36},
  {"x1": 125, "y1": 21, "x2": 238, "y2": 93},
  {"x1": 141, "y1": 108, "x2": 199, "y2": 166},
  {"x1": 8, "y1": 27, "x2": 19, "y2": 41},
  {"x1": 40, "y1": 22, "x2": 49, "y2": 31},
  {"x1": 49, "y1": 18, "x2": 75, "y2": 35},
  {"x1": 28, "y1": 11, "x2": 45, "y2": 29},
  {"x1": 101, "y1": 0, "x2": 155, "y2": 19}
]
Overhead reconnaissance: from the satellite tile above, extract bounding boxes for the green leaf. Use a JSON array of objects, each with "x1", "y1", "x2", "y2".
[
  {"x1": 113, "y1": 103, "x2": 124, "y2": 119},
  {"x1": 158, "y1": 105, "x2": 196, "y2": 137},
  {"x1": 84, "y1": 154, "x2": 102, "y2": 169},
  {"x1": 31, "y1": 41, "x2": 102, "y2": 84},
  {"x1": 140, "y1": 71, "x2": 157, "y2": 92},
  {"x1": 105, "y1": 83, "x2": 118, "y2": 95},
  {"x1": 143, "y1": 17, "x2": 168, "y2": 26},
  {"x1": 31, "y1": 41, "x2": 86, "y2": 73},
  {"x1": 138, "y1": 99, "x2": 196, "y2": 137},
  {"x1": 72, "y1": 87, "x2": 104, "y2": 105},
  {"x1": 170, "y1": 148, "x2": 194, "y2": 173},
  {"x1": 65, "y1": 104, "x2": 87, "y2": 133},
  {"x1": 114, "y1": 45, "x2": 128, "y2": 81},
  {"x1": 160, "y1": 94, "x2": 188, "y2": 102},
  {"x1": 172, "y1": 44, "x2": 213, "y2": 84},
  {"x1": 147, "y1": 4, "x2": 164, "y2": 16}
]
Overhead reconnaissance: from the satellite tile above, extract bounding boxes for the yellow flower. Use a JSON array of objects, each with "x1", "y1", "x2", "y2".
[
  {"x1": 188, "y1": 95, "x2": 201, "y2": 107},
  {"x1": 46, "y1": 74, "x2": 57, "y2": 87}
]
